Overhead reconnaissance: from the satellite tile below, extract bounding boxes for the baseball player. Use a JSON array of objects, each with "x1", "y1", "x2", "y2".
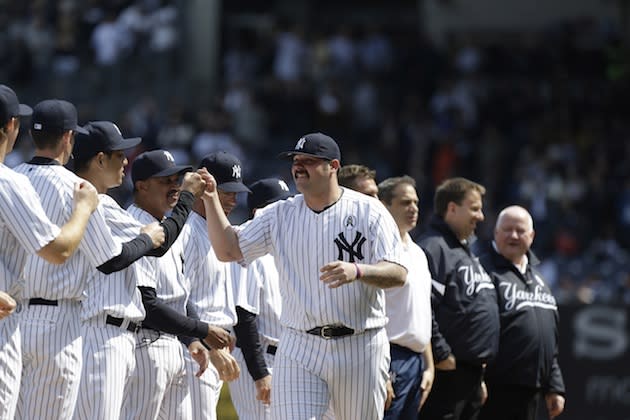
[
  {"x1": 121, "y1": 150, "x2": 233, "y2": 420},
  {"x1": 182, "y1": 151, "x2": 250, "y2": 419},
  {"x1": 377, "y1": 176, "x2": 434, "y2": 419},
  {"x1": 417, "y1": 177, "x2": 499, "y2": 420},
  {"x1": 0, "y1": 86, "x2": 101, "y2": 420},
  {"x1": 70, "y1": 121, "x2": 209, "y2": 419},
  {"x1": 228, "y1": 177, "x2": 290, "y2": 420},
  {"x1": 337, "y1": 164, "x2": 378, "y2": 198},
  {"x1": 12, "y1": 99, "x2": 143, "y2": 419},
  {"x1": 201, "y1": 132, "x2": 408, "y2": 419}
]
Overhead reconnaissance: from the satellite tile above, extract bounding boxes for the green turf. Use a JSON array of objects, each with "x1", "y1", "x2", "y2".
[{"x1": 217, "y1": 383, "x2": 238, "y2": 419}]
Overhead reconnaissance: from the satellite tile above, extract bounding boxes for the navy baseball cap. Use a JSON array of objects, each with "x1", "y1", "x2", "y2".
[
  {"x1": 198, "y1": 151, "x2": 250, "y2": 193},
  {"x1": 278, "y1": 132, "x2": 341, "y2": 161},
  {"x1": 31, "y1": 99, "x2": 88, "y2": 134},
  {"x1": 0, "y1": 85, "x2": 32, "y2": 125},
  {"x1": 247, "y1": 178, "x2": 292, "y2": 214},
  {"x1": 132, "y1": 150, "x2": 192, "y2": 183},
  {"x1": 73, "y1": 121, "x2": 142, "y2": 163}
]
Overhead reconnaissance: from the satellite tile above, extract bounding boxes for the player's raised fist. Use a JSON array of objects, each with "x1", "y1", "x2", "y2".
[
  {"x1": 141, "y1": 222, "x2": 166, "y2": 248},
  {"x1": 73, "y1": 181, "x2": 99, "y2": 213},
  {"x1": 180, "y1": 171, "x2": 207, "y2": 198}
]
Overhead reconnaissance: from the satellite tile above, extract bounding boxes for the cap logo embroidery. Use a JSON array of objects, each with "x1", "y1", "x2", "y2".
[
  {"x1": 232, "y1": 164, "x2": 242, "y2": 179},
  {"x1": 33, "y1": 123, "x2": 42, "y2": 130},
  {"x1": 163, "y1": 151, "x2": 175, "y2": 162},
  {"x1": 295, "y1": 137, "x2": 306, "y2": 150},
  {"x1": 278, "y1": 180, "x2": 290, "y2": 191},
  {"x1": 112, "y1": 123, "x2": 122, "y2": 135}
]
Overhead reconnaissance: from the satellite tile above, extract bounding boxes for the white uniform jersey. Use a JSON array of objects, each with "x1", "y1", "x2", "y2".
[
  {"x1": 180, "y1": 212, "x2": 236, "y2": 328},
  {"x1": 13, "y1": 162, "x2": 121, "y2": 300},
  {"x1": 236, "y1": 187, "x2": 406, "y2": 331},
  {"x1": 0, "y1": 164, "x2": 60, "y2": 296},
  {"x1": 127, "y1": 204, "x2": 188, "y2": 315},
  {"x1": 82, "y1": 194, "x2": 146, "y2": 322},
  {"x1": 384, "y1": 234, "x2": 432, "y2": 353},
  {"x1": 233, "y1": 254, "x2": 283, "y2": 344}
]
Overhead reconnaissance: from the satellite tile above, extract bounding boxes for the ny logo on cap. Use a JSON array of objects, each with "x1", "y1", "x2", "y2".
[
  {"x1": 278, "y1": 180, "x2": 289, "y2": 191},
  {"x1": 112, "y1": 123, "x2": 122, "y2": 135},
  {"x1": 232, "y1": 164, "x2": 242, "y2": 179},
  {"x1": 164, "y1": 151, "x2": 175, "y2": 162},
  {"x1": 295, "y1": 137, "x2": 306, "y2": 150}
]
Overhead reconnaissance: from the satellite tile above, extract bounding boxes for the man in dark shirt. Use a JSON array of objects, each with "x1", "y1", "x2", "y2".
[
  {"x1": 418, "y1": 177, "x2": 499, "y2": 420},
  {"x1": 478, "y1": 205, "x2": 565, "y2": 420}
]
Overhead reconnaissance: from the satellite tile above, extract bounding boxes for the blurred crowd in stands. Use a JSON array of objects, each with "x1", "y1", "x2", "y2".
[{"x1": 2, "y1": 0, "x2": 629, "y2": 305}]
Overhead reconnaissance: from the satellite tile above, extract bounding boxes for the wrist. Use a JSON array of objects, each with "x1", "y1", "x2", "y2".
[{"x1": 353, "y1": 262, "x2": 362, "y2": 280}]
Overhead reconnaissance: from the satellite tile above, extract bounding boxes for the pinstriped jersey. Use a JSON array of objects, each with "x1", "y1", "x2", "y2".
[
  {"x1": 233, "y1": 254, "x2": 283, "y2": 344},
  {"x1": 82, "y1": 194, "x2": 146, "y2": 322},
  {"x1": 236, "y1": 187, "x2": 407, "y2": 331},
  {"x1": 127, "y1": 204, "x2": 188, "y2": 316},
  {"x1": 181, "y1": 212, "x2": 236, "y2": 328},
  {"x1": 0, "y1": 164, "x2": 60, "y2": 296},
  {"x1": 13, "y1": 162, "x2": 122, "y2": 300}
]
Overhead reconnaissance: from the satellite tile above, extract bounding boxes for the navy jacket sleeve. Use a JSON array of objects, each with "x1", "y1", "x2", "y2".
[
  {"x1": 233, "y1": 306, "x2": 269, "y2": 381},
  {"x1": 422, "y1": 245, "x2": 452, "y2": 362},
  {"x1": 139, "y1": 286, "x2": 208, "y2": 339}
]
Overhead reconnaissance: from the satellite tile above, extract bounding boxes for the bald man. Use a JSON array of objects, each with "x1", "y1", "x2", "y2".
[{"x1": 478, "y1": 206, "x2": 565, "y2": 420}]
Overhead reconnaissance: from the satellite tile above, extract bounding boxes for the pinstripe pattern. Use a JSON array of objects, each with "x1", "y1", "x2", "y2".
[
  {"x1": 124, "y1": 204, "x2": 192, "y2": 419},
  {"x1": 0, "y1": 314, "x2": 21, "y2": 420},
  {"x1": 272, "y1": 327, "x2": 389, "y2": 420},
  {"x1": 229, "y1": 346, "x2": 273, "y2": 420},
  {"x1": 16, "y1": 300, "x2": 82, "y2": 420},
  {"x1": 236, "y1": 187, "x2": 405, "y2": 331},
  {"x1": 74, "y1": 194, "x2": 150, "y2": 420},
  {"x1": 181, "y1": 212, "x2": 236, "y2": 417},
  {"x1": 73, "y1": 321, "x2": 136, "y2": 420},
  {"x1": 181, "y1": 213, "x2": 236, "y2": 327},
  {"x1": 13, "y1": 163, "x2": 122, "y2": 299},
  {"x1": 12, "y1": 162, "x2": 121, "y2": 419},
  {"x1": 0, "y1": 165, "x2": 61, "y2": 420},
  {"x1": 122, "y1": 332, "x2": 192, "y2": 420},
  {"x1": 184, "y1": 350, "x2": 222, "y2": 420}
]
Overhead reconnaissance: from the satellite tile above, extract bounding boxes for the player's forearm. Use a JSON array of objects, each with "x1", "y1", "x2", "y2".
[
  {"x1": 37, "y1": 204, "x2": 93, "y2": 264},
  {"x1": 356, "y1": 261, "x2": 407, "y2": 288},
  {"x1": 201, "y1": 193, "x2": 243, "y2": 262}
]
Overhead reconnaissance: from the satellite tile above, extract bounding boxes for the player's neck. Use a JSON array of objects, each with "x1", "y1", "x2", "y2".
[{"x1": 303, "y1": 184, "x2": 342, "y2": 212}]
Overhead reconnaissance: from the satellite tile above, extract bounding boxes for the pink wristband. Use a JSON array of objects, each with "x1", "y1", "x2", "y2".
[{"x1": 353, "y1": 262, "x2": 362, "y2": 280}]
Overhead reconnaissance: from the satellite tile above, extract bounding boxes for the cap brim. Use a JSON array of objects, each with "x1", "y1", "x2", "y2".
[
  {"x1": 74, "y1": 126, "x2": 89, "y2": 135},
  {"x1": 152, "y1": 165, "x2": 193, "y2": 178},
  {"x1": 111, "y1": 137, "x2": 142, "y2": 151},
  {"x1": 277, "y1": 151, "x2": 331, "y2": 160},
  {"x1": 18, "y1": 104, "x2": 32, "y2": 117},
  {"x1": 218, "y1": 182, "x2": 252, "y2": 193}
]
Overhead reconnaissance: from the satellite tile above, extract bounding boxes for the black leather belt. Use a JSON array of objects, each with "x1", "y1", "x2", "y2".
[
  {"x1": 106, "y1": 315, "x2": 141, "y2": 333},
  {"x1": 306, "y1": 325, "x2": 355, "y2": 339},
  {"x1": 29, "y1": 298, "x2": 58, "y2": 306},
  {"x1": 266, "y1": 344, "x2": 277, "y2": 355}
]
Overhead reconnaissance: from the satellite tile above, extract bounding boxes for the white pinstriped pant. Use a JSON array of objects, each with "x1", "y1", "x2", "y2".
[
  {"x1": 271, "y1": 327, "x2": 390, "y2": 420},
  {"x1": 16, "y1": 300, "x2": 82, "y2": 420},
  {"x1": 73, "y1": 318, "x2": 137, "y2": 420},
  {"x1": 228, "y1": 345, "x2": 274, "y2": 420},
  {"x1": 185, "y1": 347, "x2": 222, "y2": 420},
  {"x1": 0, "y1": 313, "x2": 21, "y2": 420},
  {"x1": 121, "y1": 330, "x2": 192, "y2": 420}
]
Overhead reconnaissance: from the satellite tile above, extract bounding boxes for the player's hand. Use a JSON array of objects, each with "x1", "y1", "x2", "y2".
[
  {"x1": 210, "y1": 348, "x2": 240, "y2": 382},
  {"x1": 319, "y1": 261, "x2": 358, "y2": 288},
  {"x1": 181, "y1": 171, "x2": 207, "y2": 198},
  {"x1": 203, "y1": 325, "x2": 234, "y2": 350},
  {"x1": 198, "y1": 169, "x2": 219, "y2": 199},
  {"x1": 480, "y1": 380, "x2": 488, "y2": 406},
  {"x1": 141, "y1": 222, "x2": 165, "y2": 248},
  {"x1": 0, "y1": 291, "x2": 17, "y2": 320},
  {"x1": 418, "y1": 364, "x2": 435, "y2": 411},
  {"x1": 73, "y1": 181, "x2": 99, "y2": 213},
  {"x1": 545, "y1": 392, "x2": 565, "y2": 419},
  {"x1": 188, "y1": 341, "x2": 210, "y2": 377},
  {"x1": 384, "y1": 378, "x2": 395, "y2": 411},
  {"x1": 255, "y1": 374, "x2": 272, "y2": 405},
  {"x1": 435, "y1": 353, "x2": 456, "y2": 371}
]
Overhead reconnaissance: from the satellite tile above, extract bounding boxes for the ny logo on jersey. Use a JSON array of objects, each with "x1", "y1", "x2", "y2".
[
  {"x1": 295, "y1": 137, "x2": 307, "y2": 150},
  {"x1": 334, "y1": 231, "x2": 366, "y2": 262},
  {"x1": 232, "y1": 164, "x2": 242, "y2": 179}
]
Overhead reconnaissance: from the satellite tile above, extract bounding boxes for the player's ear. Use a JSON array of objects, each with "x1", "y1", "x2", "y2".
[{"x1": 329, "y1": 159, "x2": 340, "y2": 170}]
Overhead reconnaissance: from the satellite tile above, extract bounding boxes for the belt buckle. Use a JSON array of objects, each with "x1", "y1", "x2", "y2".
[{"x1": 320, "y1": 326, "x2": 334, "y2": 339}]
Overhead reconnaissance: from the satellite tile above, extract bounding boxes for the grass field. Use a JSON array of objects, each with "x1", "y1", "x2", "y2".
[{"x1": 217, "y1": 383, "x2": 238, "y2": 419}]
